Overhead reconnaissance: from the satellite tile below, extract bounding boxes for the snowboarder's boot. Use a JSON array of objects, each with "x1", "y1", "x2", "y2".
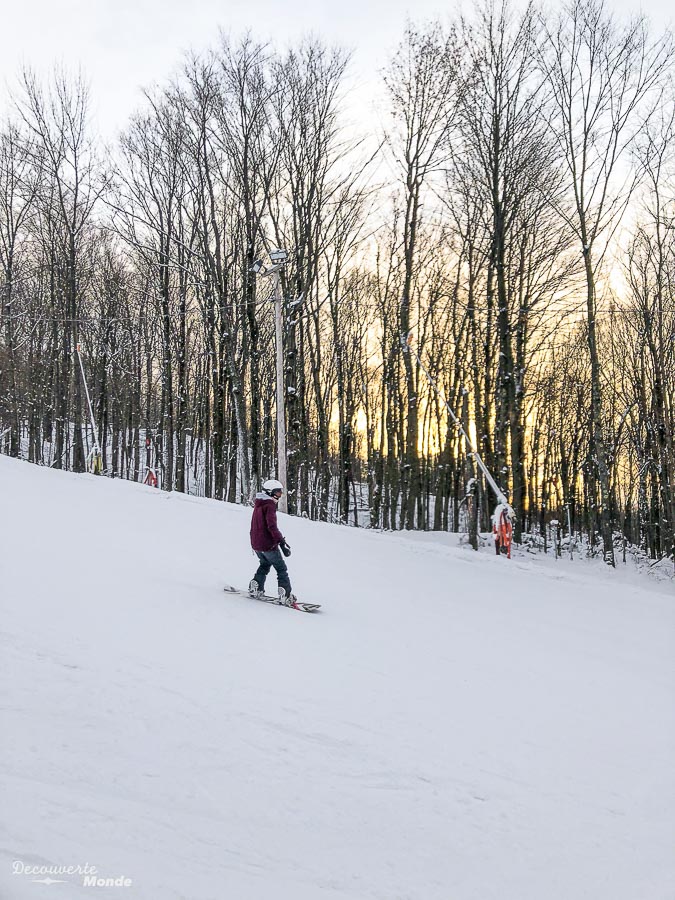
[
  {"x1": 278, "y1": 587, "x2": 297, "y2": 607},
  {"x1": 249, "y1": 579, "x2": 262, "y2": 598}
]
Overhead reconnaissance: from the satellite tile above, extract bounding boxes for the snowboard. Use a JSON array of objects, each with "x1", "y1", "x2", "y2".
[{"x1": 223, "y1": 585, "x2": 321, "y2": 613}]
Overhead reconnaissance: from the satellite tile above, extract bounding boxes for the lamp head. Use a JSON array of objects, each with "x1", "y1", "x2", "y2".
[{"x1": 269, "y1": 248, "x2": 288, "y2": 264}]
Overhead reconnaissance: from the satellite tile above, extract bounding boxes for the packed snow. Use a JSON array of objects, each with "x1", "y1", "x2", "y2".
[{"x1": 1, "y1": 455, "x2": 673, "y2": 900}]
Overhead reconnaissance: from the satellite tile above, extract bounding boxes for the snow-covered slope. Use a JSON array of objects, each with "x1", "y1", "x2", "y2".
[{"x1": 1, "y1": 455, "x2": 673, "y2": 900}]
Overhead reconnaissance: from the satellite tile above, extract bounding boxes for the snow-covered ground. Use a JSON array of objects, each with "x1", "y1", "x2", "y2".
[{"x1": 1, "y1": 455, "x2": 673, "y2": 900}]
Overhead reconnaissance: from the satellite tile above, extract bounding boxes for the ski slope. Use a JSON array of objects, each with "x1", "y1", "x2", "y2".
[{"x1": 1, "y1": 455, "x2": 673, "y2": 900}]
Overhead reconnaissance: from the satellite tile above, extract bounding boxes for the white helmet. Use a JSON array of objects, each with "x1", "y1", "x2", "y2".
[{"x1": 262, "y1": 479, "x2": 283, "y2": 496}]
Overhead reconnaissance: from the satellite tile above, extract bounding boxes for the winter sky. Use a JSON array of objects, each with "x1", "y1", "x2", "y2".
[{"x1": 1, "y1": 0, "x2": 673, "y2": 140}]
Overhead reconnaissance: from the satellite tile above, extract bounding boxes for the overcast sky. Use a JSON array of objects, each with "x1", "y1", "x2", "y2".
[{"x1": 0, "y1": 0, "x2": 672, "y2": 139}]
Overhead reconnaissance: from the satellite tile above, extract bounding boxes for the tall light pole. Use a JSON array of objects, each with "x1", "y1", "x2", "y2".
[
  {"x1": 271, "y1": 265, "x2": 288, "y2": 514},
  {"x1": 252, "y1": 249, "x2": 289, "y2": 514}
]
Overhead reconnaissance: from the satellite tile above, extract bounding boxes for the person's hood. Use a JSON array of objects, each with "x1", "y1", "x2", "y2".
[{"x1": 254, "y1": 492, "x2": 274, "y2": 503}]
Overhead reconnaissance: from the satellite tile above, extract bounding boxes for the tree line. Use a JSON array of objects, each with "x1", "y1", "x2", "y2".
[{"x1": 1, "y1": 0, "x2": 673, "y2": 565}]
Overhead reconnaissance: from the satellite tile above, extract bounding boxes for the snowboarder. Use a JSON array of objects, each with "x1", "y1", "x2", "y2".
[{"x1": 249, "y1": 479, "x2": 296, "y2": 605}]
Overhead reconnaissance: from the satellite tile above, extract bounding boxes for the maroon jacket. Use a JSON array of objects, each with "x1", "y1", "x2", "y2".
[{"x1": 250, "y1": 494, "x2": 285, "y2": 551}]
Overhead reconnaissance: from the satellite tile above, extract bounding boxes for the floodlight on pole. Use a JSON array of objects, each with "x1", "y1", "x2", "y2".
[{"x1": 269, "y1": 248, "x2": 288, "y2": 264}]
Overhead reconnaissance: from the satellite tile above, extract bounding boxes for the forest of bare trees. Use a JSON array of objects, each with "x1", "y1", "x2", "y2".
[{"x1": 1, "y1": 0, "x2": 673, "y2": 565}]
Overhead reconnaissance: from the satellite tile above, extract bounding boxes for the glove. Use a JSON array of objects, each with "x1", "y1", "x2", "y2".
[{"x1": 280, "y1": 540, "x2": 291, "y2": 558}]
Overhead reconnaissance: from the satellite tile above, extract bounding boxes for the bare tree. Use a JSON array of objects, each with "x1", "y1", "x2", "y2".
[
  {"x1": 0, "y1": 122, "x2": 38, "y2": 456},
  {"x1": 385, "y1": 22, "x2": 457, "y2": 528},
  {"x1": 539, "y1": 0, "x2": 673, "y2": 564},
  {"x1": 16, "y1": 68, "x2": 103, "y2": 472}
]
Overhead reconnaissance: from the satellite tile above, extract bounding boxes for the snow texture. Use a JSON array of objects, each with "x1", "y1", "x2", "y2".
[{"x1": 1, "y1": 455, "x2": 673, "y2": 900}]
